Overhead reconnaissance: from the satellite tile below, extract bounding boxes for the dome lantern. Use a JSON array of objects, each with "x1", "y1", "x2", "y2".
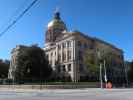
[{"x1": 54, "y1": 11, "x2": 60, "y2": 20}]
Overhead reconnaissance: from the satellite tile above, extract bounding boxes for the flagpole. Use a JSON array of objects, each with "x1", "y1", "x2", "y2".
[{"x1": 104, "y1": 60, "x2": 107, "y2": 88}]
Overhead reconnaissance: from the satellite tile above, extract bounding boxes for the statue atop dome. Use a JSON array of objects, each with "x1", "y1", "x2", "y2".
[{"x1": 54, "y1": 7, "x2": 60, "y2": 19}]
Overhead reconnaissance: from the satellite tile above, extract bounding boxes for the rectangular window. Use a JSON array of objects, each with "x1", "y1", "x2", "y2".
[
  {"x1": 58, "y1": 45, "x2": 61, "y2": 50},
  {"x1": 79, "y1": 64, "x2": 83, "y2": 72},
  {"x1": 78, "y1": 41, "x2": 81, "y2": 47},
  {"x1": 63, "y1": 51, "x2": 66, "y2": 61},
  {"x1": 78, "y1": 50, "x2": 83, "y2": 61},
  {"x1": 84, "y1": 43, "x2": 88, "y2": 48},
  {"x1": 62, "y1": 65, "x2": 66, "y2": 72},
  {"x1": 68, "y1": 64, "x2": 71, "y2": 71},
  {"x1": 58, "y1": 54, "x2": 61, "y2": 62},
  {"x1": 63, "y1": 42, "x2": 66, "y2": 48},
  {"x1": 68, "y1": 41, "x2": 71, "y2": 47},
  {"x1": 57, "y1": 66, "x2": 61, "y2": 73},
  {"x1": 55, "y1": 52, "x2": 56, "y2": 57},
  {"x1": 68, "y1": 50, "x2": 71, "y2": 61},
  {"x1": 46, "y1": 54, "x2": 48, "y2": 59}
]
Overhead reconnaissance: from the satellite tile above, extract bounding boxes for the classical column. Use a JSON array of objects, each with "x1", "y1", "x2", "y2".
[
  {"x1": 66, "y1": 42, "x2": 68, "y2": 62},
  {"x1": 72, "y1": 40, "x2": 75, "y2": 61},
  {"x1": 53, "y1": 51, "x2": 55, "y2": 68},
  {"x1": 61, "y1": 43, "x2": 63, "y2": 63},
  {"x1": 49, "y1": 52, "x2": 51, "y2": 63},
  {"x1": 56, "y1": 45, "x2": 58, "y2": 61},
  {"x1": 73, "y1": 40, "x2": 76, "y2": 60},
  {"x1": 72, "y1": 40, "x2": 78, "y2": 82},
  {"x1": 70, "y1": 63, "x2": 74, "y2": 81},
  {"x1": 66, "y1": 64, "x2": 68, "y2": 72}
]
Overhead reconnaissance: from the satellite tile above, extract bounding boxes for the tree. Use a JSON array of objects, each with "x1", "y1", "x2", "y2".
[
  {"x1": 84, "y1": 49, "x2": 115, "y2": 82},
  {"x1": 84, "y1": 50, "x2": 99, "y2": 74},
  {"x1": 128, "y1": 61, "x2": 133, "y2": 82},
  {"x1": 14, "y1": 45, "x2": 52, "y2": 83},
  {"x1": 0, "y1": 59, "x2": 10, "y2": 78},
  {"x1": 83, "y1": 49, "x2": 99, "y2": 81}
]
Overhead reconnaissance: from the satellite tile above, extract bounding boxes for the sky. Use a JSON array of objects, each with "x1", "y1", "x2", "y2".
[{"x1": 0, "y1": 0, "x2": 133, "y2": 61}]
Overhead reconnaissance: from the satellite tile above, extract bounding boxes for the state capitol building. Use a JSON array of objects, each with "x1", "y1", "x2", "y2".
[
  {"x1": 9, "y1": 11, "x2": 126, "y2": 84},
  {"x1": 44, "y1": 11, "x2": 125, "y2": 83}
]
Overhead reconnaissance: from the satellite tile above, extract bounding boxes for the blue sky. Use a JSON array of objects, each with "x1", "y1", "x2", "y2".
[{"x1": 0, "y1": 0, "x2": 132, "y2": 61}]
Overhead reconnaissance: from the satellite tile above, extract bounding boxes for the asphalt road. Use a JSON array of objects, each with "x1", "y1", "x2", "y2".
[{"x1": 0, "y1": 88, "x2": 133, "y2": 100}]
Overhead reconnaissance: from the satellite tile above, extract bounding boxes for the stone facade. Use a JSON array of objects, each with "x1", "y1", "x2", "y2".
[{"x1": 44, "y1": 11, "x2": 125, "y2": 83}]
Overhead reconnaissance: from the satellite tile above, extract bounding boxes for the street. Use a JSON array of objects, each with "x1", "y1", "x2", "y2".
[{"x1": 0, "y1": 88, "x2": 133, "y2": 100}]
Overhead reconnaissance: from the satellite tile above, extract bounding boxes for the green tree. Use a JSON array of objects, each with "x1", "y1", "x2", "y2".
[
  {"x1": 14, "y1": 45, "x2": 52, "y2": 83},
  {"x1": 0, "y1": 59, "x2": 10, "y2": 78},
  {"x1": 128, "y1": 61, "x2": 133, "y2": 82},
  {"x1": 83, "y1": 49, "x2": 99, "y2": 82},
  {"x1": 84, "y1": 49, "x2": 115, "y2": 81},
  {"x1": 84, "y1": 50, "x2": 99, "y2": 74}
]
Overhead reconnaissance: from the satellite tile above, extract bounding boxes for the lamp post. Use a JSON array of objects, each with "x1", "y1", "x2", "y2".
[{"x1": 97, "y1": 51, "x2": 103, "y2": 88}]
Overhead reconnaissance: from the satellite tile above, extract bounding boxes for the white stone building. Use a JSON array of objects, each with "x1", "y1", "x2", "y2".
[
  {"x1": 8, "y1": 11, "x2": 125, "y2": 84},
  {"x1": 44, "y1": 11, "x2": 125, "y2": 82}
]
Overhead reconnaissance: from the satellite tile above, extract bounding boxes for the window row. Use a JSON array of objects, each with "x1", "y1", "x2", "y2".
[
  {"x1": 77, "y1": 41, "x2": 93, "y2": 49},
  {"x1": 57, "y1": 64, "x2": 72, "y2": 72},
  {"x1": 58, "y1": 40, "x2": 72, "y2": 49},
  {"x1": 58, "y1": 50, "x2": 72, "y2": 62}
]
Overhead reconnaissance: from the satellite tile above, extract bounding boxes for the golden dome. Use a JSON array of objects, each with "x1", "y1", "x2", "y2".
[{"x1": 47, "y1": 11, "x2": 67, "y2": 31}]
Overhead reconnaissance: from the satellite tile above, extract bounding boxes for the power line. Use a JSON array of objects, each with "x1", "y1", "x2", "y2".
[
  {"x1": 0, "y1": 0, "x2": 39, "y2": 37},
  {"x1": 0, "y1": 0, "x2": 28, "y2": 31}
]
